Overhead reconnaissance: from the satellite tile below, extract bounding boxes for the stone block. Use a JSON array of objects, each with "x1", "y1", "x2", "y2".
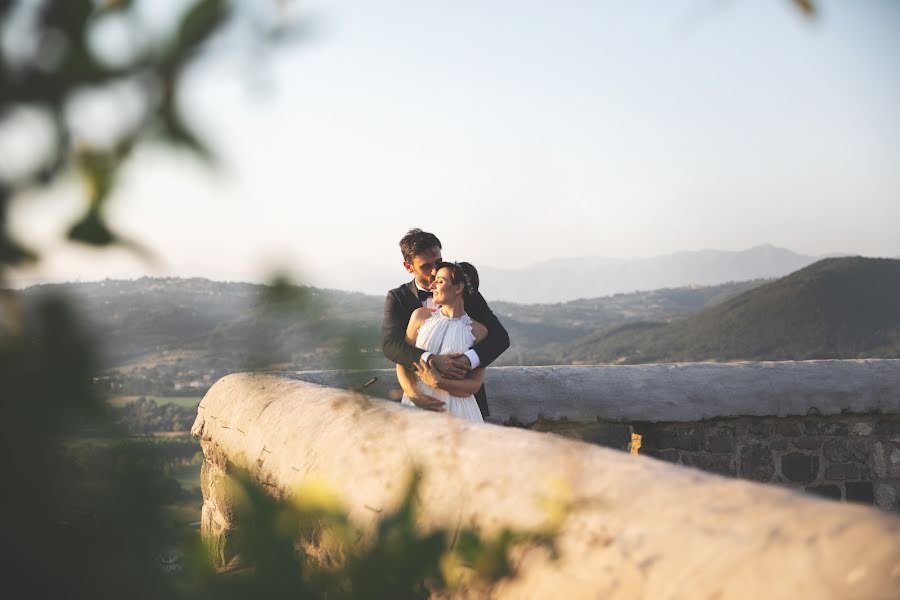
[
  {"x1": 805, "y1": 484, "x2": 842, "y2": 501},
  {"x1": 770, "y1": 438, "x2": 789, "y2": 451},
  {"x1": 824, "y1": 463, "x2": 859, "y2": 480},
  {"x1": 774, "y1": 421, "x2": 801, "y2": 437},
  {"x1": 874, "y1": 443, "x2": 886, "y2": 478},
  {"x1": 581, "y1": 423, "x2": 631, "y2": 450},
  {"x1": 822, "y1": 438, "x2": 870, "y2": 464},
  {"x1": 740, "y1": 444, "x2": 774, "y2": 482},
  {"x1": 682, "y1": 453, "x2": 736, "y2": 477},
  {"x1": 874, "y1": 418, "x2": 900, "y2": 436},
  {"x1": 792, "y1": 438, "x2": 821, "y2": 451},
  {"x1": 874, "y1": 481, "x2": 899, "y2": 511},
  {"x1": 706, "y1": 434, "x2": 735, "y2": 454},
  {"x1": 781, "y1": 453, "x2": 819, "y2": 483},
  {"x1": 822, "y1": 438, "x2": 851, "y2": 462},
  {"x1": 890, "y1": 445, "x2": 900, "y2": 478},
  {"x1": 643, "y1": 427, "x2": 703, "y2": 451},
  {"x1": 748, "y1": 420, "x2": 771, "y2": 435},
  {"x1": 802, "y1": 420, "x2": 848, "y2": 436},
  {"x1": 845, "y1": 481, "x2": 875, "y2": 504},
  {"x1": 851, "y1": 421, "x2": 874, "y2": 436},
  {"x1": 643, "y1": 448, "x2": 680, "y2": 463}
]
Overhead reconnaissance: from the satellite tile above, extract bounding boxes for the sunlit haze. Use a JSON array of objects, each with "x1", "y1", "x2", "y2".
[{"x1": 6, "y1": 0, "x2": 900, "y2": 294}]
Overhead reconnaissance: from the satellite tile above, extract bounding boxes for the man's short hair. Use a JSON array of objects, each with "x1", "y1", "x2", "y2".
[{"x1": 399, "y1": 228, "x2": 442, "y2": 262}]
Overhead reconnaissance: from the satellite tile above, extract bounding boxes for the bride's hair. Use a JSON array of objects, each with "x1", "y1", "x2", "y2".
[{"x1": 436, "y1": 261, "x2": 479, "y2": 298}]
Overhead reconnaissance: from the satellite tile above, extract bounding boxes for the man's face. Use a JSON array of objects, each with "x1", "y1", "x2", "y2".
[{"x1": 404, "y1": 246, "x2": 442, "y2": 289}]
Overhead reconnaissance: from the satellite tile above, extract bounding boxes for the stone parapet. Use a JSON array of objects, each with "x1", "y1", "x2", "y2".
[
  {"x1": 192, "y1": 371, "x2": 900, "y2": 599},
  {"x1": 290, "y1": 359, "x2": 900, "y2": 423}
]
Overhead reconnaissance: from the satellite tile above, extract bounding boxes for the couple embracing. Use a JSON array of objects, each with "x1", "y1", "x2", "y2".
[{"x1": 382, "y1": 229, "x2": 510, "y2": 423}]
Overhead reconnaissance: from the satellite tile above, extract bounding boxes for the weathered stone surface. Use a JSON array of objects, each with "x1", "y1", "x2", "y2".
[
  {"x1": 874, "y1": 443, "x2": 887, "y2": 478},
  {"x1": 793, "y1": 438, "x2": 821, "y2": 450},
  {"x1": 581, "y1": 423, "x2": 630, "y2": 449},
  {"x1": 770, "y1": 438, "x2": 789, "y2": 451},
  {"x1": 887, "y1": 446, "x2": 900, "y2": 478},
  {"x1": 645, "y1": 428, "x2": 703, "y2": 451},
  {"x1": 740, "y1": 444, "x2": 775, "y2": 481},
  {"x1": 803, "y1": 420, "x2": 849, "y2": 436},
  {"x1": 875, "y1": 418, "x2": 900, "y2": 436},
  {"x1": 806, "y1": 485, "x2": 842, "y2": 500},
  {"x1": 749, "y1": 420, "x2": 772, "y2": 435},
  {"x1": 291, "y1": 360, "x2": 900, "y2": 423},
  {"x1": 643, "y1": 448, "x2": 680, "y2": 463},
  {"x1": 781, "y1": 453, "x2": 819, "y2": 483},
  {"x1": 193, "y1": 373, "x2": 900, "y2": 600},
  {"x1": 825, "y1": 463, "x2": 860, "y2": 480},
  {"x1": 846, "y1": 482, "x2": 875, "y2": 504},
  {"x1": 875, "y1": 482, "x2": 899, "y2": 511},
  {"x1": 774, "y1": 421, "x2": 801, "y2": 437},
  {"x1": 707, "y1": 434, "x2": 735, "y2": 453},
  {"x1": 823, "y1": 438, "x2": 852, "y2": 462},
  {"x1": 851, "y1": 421, "x2": 875, "y2": 436},
  {"x1": 683, "y1": 453, "x2": 736, "y2": 477}
]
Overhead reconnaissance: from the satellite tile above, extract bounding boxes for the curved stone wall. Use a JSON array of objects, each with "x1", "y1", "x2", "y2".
[
  {"x1": 290, "y1": 359, "x2": 900, "y2": 423},
  {"x1": 192, "y1": 369, "x2": 900, "y2": 599}
]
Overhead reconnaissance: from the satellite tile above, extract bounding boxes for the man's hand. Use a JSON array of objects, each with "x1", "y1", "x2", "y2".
[
  {"x1": 429, "y1": 353, "x2": 471, "y2": 380},
  {"x1": 407, "y1": 393, "x2": 446, "y2": 412}
]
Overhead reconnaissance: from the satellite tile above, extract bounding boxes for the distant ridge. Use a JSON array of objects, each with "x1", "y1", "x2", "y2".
[
  {"x1": 563, "y1": 257, "x2": 900, "y2": 364},
  {"x1": 297, "y1": 244, "x2": 836, "y2": 303},
  {"x1": 478, "y1": 245, "x2": 826, "y2": 303}
]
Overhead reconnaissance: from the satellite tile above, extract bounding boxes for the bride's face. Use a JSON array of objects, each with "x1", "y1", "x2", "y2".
[{"x1": 431, "y1": 267, "x2": 463, "y2": 305}]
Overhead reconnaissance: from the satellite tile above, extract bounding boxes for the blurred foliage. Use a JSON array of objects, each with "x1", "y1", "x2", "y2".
[
  {"x1": 0, "y1": 0, "x2": 303, "y2": 270},
  {"x1": 200, "y1": 469, "x2": 558, "y2": 600},
  {"x1": 0, "y1": 291, "x2": 557, "y2": 598}
]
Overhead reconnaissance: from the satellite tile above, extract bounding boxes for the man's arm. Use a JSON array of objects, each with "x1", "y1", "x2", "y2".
[
  {"x1": 382, "y1": 289, "x2": 424, "y2": 368},
  {"x1": 466, "y1": 291, "x2": 510, "y2": 368}
]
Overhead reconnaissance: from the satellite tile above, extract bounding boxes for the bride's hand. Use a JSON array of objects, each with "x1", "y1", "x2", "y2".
[
  {"x1": 407, "y1": 393, "x2": 446, "y2": 412},
  {"x1": 414, "y1": 359, "x2": 443, "y2": 389}
]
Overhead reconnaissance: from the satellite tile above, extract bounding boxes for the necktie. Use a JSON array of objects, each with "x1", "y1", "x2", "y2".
[{"x1": 417, "y1": 289, "x2": 433, "y2": 302}]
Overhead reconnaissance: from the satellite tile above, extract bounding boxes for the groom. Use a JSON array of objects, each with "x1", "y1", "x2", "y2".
[{"x1": 381, "y1": 228, "x2": 509, "y2": 417}]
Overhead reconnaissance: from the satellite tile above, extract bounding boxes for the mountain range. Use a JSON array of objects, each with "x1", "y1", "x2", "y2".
[
  {"x1": 10, "y1": 256, "x2": 898, "y2": 397},
  {"x1": 308, "y1": 245, "x2": 842, "y2": 303}
]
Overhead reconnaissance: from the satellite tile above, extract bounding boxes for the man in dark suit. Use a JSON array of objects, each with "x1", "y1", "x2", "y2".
[{"x1": 382, "y1": 228, "x2": 509, "y2": 417}]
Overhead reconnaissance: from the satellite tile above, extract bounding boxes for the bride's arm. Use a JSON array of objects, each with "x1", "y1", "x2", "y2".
[
  {"x1": 396, "y1": 363, "x2": 419, "y2": 398},
  {"x1": 399, "y1": 308, "x2": 446, "y2": 412},
  {"x1": 417, "y1": 365, "x2": 485, "y2": 397}
]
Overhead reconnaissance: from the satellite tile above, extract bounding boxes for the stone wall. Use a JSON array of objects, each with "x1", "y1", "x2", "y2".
[
  {"x1": 192, "y1": 371, "x2": 900, "y2": 599},
  {"x1": 525, "y1": 415, "x2": 900, "y2": 511},
  {"x1": 291, "y1": 360, "x2": 900, "y2": 512}
]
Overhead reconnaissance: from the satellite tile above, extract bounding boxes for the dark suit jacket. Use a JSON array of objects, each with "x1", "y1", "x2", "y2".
[{"x1": 382, "y1": 280, "x2": 510, "y2": 417}]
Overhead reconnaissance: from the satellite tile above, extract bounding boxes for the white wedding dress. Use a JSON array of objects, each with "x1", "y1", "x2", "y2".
[{"x1": 401, "y1": 310, "x2": 484, "y2": 422}]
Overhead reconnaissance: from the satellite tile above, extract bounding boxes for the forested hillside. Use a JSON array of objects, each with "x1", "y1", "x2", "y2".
[
  {"x1": 564, "y1": 258, "x2": 900, "y2": 364},
  {"x1": 13, "y1": 276, "x2": 764, "y2": 395}
]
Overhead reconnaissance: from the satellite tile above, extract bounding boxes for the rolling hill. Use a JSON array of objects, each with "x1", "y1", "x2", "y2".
[{"x1": 563, "y1": 257, "x2": 900, "y2": 364}]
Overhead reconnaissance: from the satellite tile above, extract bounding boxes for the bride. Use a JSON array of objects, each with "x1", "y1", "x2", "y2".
[{"x1": 396, "y1": 261, "x2": 487, "y2": 422}]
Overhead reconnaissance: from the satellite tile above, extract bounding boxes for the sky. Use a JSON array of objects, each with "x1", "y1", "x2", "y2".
[{"x1": 5, "y1": 0, "x2": 900, "y2": 291}]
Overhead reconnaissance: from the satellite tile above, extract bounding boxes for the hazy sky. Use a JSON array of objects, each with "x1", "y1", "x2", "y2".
[{"x1": 6, "y1": 0, "x2": 900, "y2": 290}]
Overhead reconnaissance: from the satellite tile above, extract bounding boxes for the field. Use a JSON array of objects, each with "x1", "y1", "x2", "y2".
[{"x1": 108, "y1": 395, "x2": 203, "y2": 409}]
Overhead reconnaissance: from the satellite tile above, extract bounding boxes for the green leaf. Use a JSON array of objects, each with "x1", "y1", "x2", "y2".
[
  {"x1": 175, "y1": 0, "x2": 231, "y2": 55},
  {"x1": 0, "y1": 231, "x2": 38, "y2": 265},
  {"x1": 67, "y1": 208, "x2": 116, "y2": 246},
  {"x1": 160, "y1": 108, "x2": 214, "y2": 161}
]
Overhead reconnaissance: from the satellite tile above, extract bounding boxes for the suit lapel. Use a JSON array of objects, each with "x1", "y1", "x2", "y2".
[{"x1": 403, "y1": 280, "x2": 420, "y2": 313}]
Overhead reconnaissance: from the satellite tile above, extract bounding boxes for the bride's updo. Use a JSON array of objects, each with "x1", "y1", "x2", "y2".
[{"x1": 436, "y1": 261, "x2": 479, "y2": 299}]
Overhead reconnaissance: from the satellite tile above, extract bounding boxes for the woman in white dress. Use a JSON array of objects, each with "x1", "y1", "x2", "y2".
[{"x1": 397, "y1": 261, "x2": 488, "y2": 422}]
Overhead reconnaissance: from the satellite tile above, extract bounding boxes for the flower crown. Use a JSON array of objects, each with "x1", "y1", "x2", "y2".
[{"x1": 453, "y1": 261, "x2": 475, "y2": 295}]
